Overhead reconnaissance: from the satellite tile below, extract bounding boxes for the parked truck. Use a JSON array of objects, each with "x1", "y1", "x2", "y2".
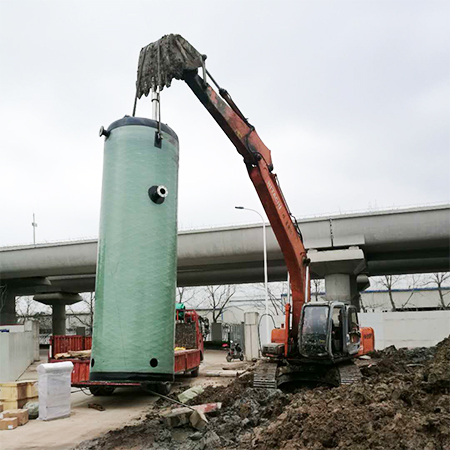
[{"x1": 49, "y1": 308, "x2": 206, "y2": 395}]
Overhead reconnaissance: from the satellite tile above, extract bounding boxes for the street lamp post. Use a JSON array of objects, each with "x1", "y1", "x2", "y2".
[
  {"x1": 31, "y1": 213, "x2": 37, "y2": 245},
  {"x1": 235, "y1": 206, "x2": 270, "y2": 344}
]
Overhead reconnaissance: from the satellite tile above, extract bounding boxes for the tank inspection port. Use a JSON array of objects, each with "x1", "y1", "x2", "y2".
[{"x1": 148, "y1": 185, "x2": 168, "y2": 204}]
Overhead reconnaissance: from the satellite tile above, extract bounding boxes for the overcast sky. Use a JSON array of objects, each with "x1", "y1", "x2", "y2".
[{"x1": 1, "y1": 0, "x2": 449, "y2": 247}]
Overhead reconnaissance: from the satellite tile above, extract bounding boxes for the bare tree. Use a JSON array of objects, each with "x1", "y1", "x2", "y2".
[
  {"x1": 356, "y1": 293, "x2": 367, "y2": 313},
  {"x1": 0, "y1": 285, "x2": 8, "y2": 316},
  {"x1": 398, "y1": 274, "x2": 426, "y2": 309},
  {"x1": 311, "y1": 278, "x2": 324, "y2": 302},
  {"x1": 255, "y1": 282, "x2": 289, "y2": 315},
  {"x1": 380, "y1": 275, "x2": 400, "y2": 311},
  {"x1": 67, "y1": 292, "x2": 95, "y2": 335},
  {"x1": 204, "y1": 285, "x2": 236, "y2": 323},
  {"x1": 16, "y1": 297, "x2": 51, "y2": 340},
  {"x1": 426, "y1": 273, "x2": 450, "y2": 310},
  {"x1": 267, "y1": 283, "x2": 287, "y2": 315},
  {"x1": 16, "y1": 296, "x2": 44, "y2": 320},
  {"x1": 176, "y1": 287, "x2": 198, "y2": 307},
  {"x1": 363, "y1": 283, "x2": 387, "y2": 311}
]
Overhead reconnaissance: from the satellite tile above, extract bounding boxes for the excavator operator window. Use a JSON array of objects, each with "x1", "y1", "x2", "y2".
[
  {"x1": 348, "y1": 309, "x2": 359, "y2": 332},
  {"x1": 299, "y1": 305, "x2": 329, "y2": 358}
]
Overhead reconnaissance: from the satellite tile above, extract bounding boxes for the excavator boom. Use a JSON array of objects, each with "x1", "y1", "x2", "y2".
[{"x1": 136, "y1": 34, "x2": 308, "y2": 342}]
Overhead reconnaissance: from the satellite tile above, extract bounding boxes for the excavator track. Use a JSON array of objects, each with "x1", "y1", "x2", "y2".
[
  {"x1": 253, "y1": 360, "x2": 361, "y2": 388},
  {"x1": 338, "y1": 361, "x2": 362, "y2": 385},
  {"x1": 253, "y1": 360, "x2": 278, "y2": 389}
]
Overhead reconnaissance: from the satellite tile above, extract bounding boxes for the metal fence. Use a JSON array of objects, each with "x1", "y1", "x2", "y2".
[{"x1": 222, "y1": 323, "x2": 245, "y2": 351}]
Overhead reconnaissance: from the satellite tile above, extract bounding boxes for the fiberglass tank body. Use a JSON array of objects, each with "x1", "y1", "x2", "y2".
[{"x1": 90, "y1": 116, "x2": 179, "y2": 382}]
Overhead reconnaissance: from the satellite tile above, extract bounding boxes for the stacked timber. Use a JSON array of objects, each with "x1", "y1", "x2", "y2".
[{"x1": 54, "y1": 349, "x2": 91, "y2": 360}]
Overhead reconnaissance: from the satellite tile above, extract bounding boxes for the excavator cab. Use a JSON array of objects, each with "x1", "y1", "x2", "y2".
[{"x1": 299, "y1": 302, "x2": 361, "y2": 361}]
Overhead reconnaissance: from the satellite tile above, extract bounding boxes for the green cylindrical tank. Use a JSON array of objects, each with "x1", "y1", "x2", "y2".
[{"x1": 90, "y1": 116, "x2": 179, "y2": 383}]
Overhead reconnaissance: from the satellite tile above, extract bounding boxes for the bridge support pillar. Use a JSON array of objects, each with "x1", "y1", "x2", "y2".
[
  {"x1": 52, "y1": 304, "x2": 67, "y2": 336},
  {"x1": 324, "y1": 273, "x2": 361, "y2": 310},
  {"x1": 0, "y1": 289, "x2": 17, "y2": 325},
  {"x1": 309, "y1": 247, "x2": 367, "y2": 311},
  {"x1": 34, "y1": 292, "x2": 83, "y2": 336}
]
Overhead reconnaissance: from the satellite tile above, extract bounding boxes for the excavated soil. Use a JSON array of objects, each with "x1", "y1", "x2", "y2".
[{"x1": 75, "y1": 337, "x2": 450, "y2": 450}]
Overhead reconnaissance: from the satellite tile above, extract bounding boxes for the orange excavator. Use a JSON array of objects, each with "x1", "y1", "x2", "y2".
[{"x1": 134, "y1": 35, "x2": 374, "y2": 388}]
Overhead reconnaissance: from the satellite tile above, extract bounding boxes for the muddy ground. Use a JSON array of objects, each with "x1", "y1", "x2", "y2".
[{"x1": 75, "y1": 337, "x2": 450, "y2": 450}]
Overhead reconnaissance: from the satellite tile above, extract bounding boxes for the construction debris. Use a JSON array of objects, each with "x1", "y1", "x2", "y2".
[
  {"x1": 193, "y1": 403, "x2": 222, "y2": 414},
  {"x1": 222, "y1": 362, "x2": 247, "y2": 370},
  {"x1": 205, "y1": 370, "x2": 244, "y2": 377},
  {"x1": 189, "y1": 410, "x2": 208, "y2": 431},
  {"x1": 74, "y1": 337, "x2": 450, "y2": 450},
  {"x1": 161, "y1": 407, "x2": 192, "y2": 428},
  {"x1": 178, "y1": 385, "x2": 204, "y2": 404},
  {"x1": 161, "y1": 403, "x2": 222, "y2": 429},
  {"x1": 88, "y1": 403, "x2": 105, "y2": 412}
]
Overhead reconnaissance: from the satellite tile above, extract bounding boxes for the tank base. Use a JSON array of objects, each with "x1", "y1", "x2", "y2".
[{"x1": 89, "y1": 371, "x2": 174, "y2": 383}]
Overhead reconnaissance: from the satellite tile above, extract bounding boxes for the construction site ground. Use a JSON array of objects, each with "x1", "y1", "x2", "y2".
[
  {"x1": 1, "y1": 349, "x2": 234, "y2": 450},
  {"x1": 72, "y1": 337, "x2": 450, "y2": 450},
  {"x1": 3, "y1": 341, "x2": 449, "y2": 450}
]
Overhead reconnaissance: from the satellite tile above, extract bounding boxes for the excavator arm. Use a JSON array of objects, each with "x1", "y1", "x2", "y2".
[
  {"x1": 135, "y1": 35, "x2": 309, "y2": 343},
  {"x1": 183, "y1": 72, "x2": 308, "y2": 341}
]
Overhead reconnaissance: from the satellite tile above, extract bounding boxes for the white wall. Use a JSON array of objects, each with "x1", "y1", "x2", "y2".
[
  {"x1": 1, "y1": 324, "x2": 25, "y2": 333},
  {"x1": 0, "y1": 329, "x2": 35, "y2": 382},
  {"x1": 361, "y1": 289, "x2": 449, "y2": 312},
  {"x1": 359, "y1": 311, "x2": 450, "y2": 349},
  {"x1": 25, "y1": 320, "x2": 40, "y2": 361}
]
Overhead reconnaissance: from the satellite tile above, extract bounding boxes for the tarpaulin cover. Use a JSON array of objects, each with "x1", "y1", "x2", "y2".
[
  {"x1": 136, "y1": 34, "x2": 203, "y2": 95},
  {"x1": 90, "y1": 117, "x2": 179, "y2": 380}
]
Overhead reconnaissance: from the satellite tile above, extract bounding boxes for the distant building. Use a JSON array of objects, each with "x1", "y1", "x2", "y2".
[{"x1": 359, "y1": 287, "x2": 450, "y2": 312}]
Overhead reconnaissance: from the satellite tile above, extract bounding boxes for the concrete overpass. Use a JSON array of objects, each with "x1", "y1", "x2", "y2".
[{"x1": 1, "y1": 205, "x2": 449, "y2": 326}]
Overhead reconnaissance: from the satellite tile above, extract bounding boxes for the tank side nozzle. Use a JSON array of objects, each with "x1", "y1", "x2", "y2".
[{"x1": 148, "y1": 185, "x2": 168, "y2": 204}]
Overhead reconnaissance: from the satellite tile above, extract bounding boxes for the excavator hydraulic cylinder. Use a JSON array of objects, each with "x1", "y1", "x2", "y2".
[{"x1": 90, "y1": 116, "x2": 179, "y2": 383}]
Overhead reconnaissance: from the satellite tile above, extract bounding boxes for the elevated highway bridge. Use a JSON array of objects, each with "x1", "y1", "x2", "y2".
[{"x1": 1, "y1": 205, "x2": 449, "y2": 327}]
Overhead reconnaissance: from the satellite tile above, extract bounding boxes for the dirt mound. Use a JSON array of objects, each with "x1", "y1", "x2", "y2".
[
  {"x1": 247, "y1": 378, "x2": 449, "y2": 450},
  {"x1": 205, "y1": 388, "x2": 291, "y2": 447},
  {"x1": 362, "y1": 344, "x2": 436, "y2": 377},
  {"x1": 246, "y1": 337, "x2": 450, "y2": 450},
  {"x1": 74, "y1": 337, "x2": 450, "y2": 450},
  {"x1": 422, "y1": 337, "x2": 450, "y2": 392}
]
